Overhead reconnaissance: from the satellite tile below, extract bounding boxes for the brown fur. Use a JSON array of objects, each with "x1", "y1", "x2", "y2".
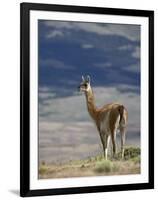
[{"x1": 85, "y1": 89, "x2": 128, "y2": 130}]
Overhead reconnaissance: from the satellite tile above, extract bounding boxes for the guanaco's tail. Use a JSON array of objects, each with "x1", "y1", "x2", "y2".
[{"x1": 118, "y1": 105, "x2": 127, "y2": 126}]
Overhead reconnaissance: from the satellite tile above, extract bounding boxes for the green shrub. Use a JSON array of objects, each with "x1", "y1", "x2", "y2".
[
  {"x1": 118, "y1": 147, "x2": 141, "y2": 160},
  {"x1": 95, "y1": 160, "x2": 113, "y2": 173},
  {"x1": 130, "y1": 155, "x2": 141, "y2": 164},
  {"x1": 39, "y1": 164, "x2": 49, "y2": 175}
]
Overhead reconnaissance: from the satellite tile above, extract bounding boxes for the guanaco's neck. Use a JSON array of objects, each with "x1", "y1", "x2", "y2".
[{"x1": 85, "y1": 87, "x2": 97, "y2": 121}]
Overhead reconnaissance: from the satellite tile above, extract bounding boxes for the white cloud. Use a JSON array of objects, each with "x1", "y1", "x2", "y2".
[
  {"x1": 81, "y1": 44, "x2": 94, "y2": 49},
  {"x1": 46, "y1": 30, "x2": 64, "y2": 38},
  {"x1": 39, "y1": 91, "x2": 56, "y2": 100},
  {"x1": 39, "y1": 86, "x2": 52, "y2": 93},
  {"x1": 40, "y1": 58, "x2": 74, "y2": 70},
  {"x1": 44, "y1": 21, "x2": 74, "y2": 29},
  {"x1": 39, "y1": 121, "x2": 101, "y2": 163},
  {"x1": 124, "y1": 64, "x2": 140, "y2": 73},
  {"x1": 94, "y1": 62, "x2": 112, "y2": 68},
  {"x1": 44, "y1": 21, "x2": 140, "y2": 41},
  {"x1": 132, "y1": 46, "x2": 140, "y2": 58},
  {"x1": 39, "y1": 85, "x2": 140, "y2": 131},
  {"x1": 118, "y1": 44, "x2": 133, "y2": 50},
  {"x1": 116, "y1": 84, "x2": 139, "y2": 92}
]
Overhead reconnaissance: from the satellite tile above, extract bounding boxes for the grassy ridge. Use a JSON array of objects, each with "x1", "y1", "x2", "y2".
[{"x1": 39, "y1": 147, "x2": 140, "y2": 179}]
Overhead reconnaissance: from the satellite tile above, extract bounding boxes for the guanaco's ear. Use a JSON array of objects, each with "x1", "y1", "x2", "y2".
[
  {"x1": 87, "y1": 75, "x2": 91, "y2": 83},
  {"x1": 82, "y1": 75, "x2": 85, "y2": 82}
]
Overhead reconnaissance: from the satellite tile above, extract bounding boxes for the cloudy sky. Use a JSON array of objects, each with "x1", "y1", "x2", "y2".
[{"x1": 38, "y1": 20, "x2": 140, "y2": 164}]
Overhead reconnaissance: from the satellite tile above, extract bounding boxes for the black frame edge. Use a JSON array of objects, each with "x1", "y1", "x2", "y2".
[
  {"x1": 21, "y1": 2, "x2": 154, "y2": 17},
  {"x1": 20, "y1": 3, "x2": 30, "y2": 197},
  {"x1": 23, "y1": 183, "x2": 153, "y2": 197},
  {"x1": 148, "y1": 11, "x2": 154, "y2": 189}
]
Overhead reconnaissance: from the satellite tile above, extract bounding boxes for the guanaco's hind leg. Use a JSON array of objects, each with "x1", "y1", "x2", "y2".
[
  {"x1": 104, "y1": 135, "x2": 110, "y2": 160},
  {"x1": 111, "y1": 130, "x2": 117, "y2": 158},
  {"x1": 99, "y1": 132, "x2": 110, "y2": 159},
  {"x1": 99, "y1": 133, "x2": 105, "y2": 158},
  {"x1": 120, "y1": 127, "x2": 126, "y2": 159}
]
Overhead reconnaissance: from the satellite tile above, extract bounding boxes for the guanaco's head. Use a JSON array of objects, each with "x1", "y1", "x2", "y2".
[{"x1": 78, "y1": 75, "x2": 91, "y2": 92}]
